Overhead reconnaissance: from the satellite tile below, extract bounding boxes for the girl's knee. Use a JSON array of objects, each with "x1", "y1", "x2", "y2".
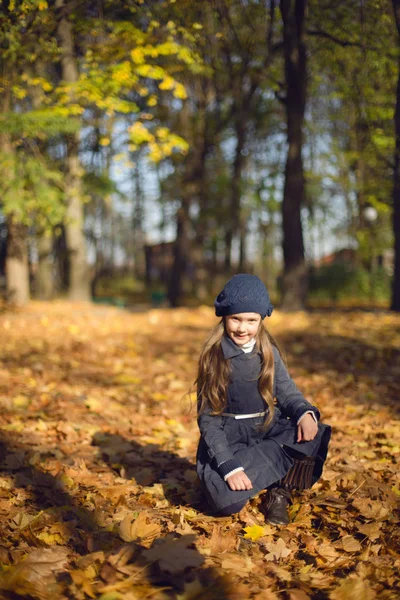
[{"x1": 218, "y1": 500, "x2": 247, "y2": 516}]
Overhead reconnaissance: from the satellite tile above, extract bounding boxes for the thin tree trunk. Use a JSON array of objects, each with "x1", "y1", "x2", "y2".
[
  {"x1": 30, "y1": 62, "x2": 55, "y2": 301},
  {"x1": 6, "y1": 219, "x2": 30, "y2": 306},
  {"x1": 168, "y1": 196, "x2": 190, "y2": 307},
  {"x1": 36, "y1": 232, "x2": 54, "y2": 299},
  {"x1": 225, "y1": 117, "x2": 247, "y2": 270},
  {"x1": 0, "y1": 80, "x2": 30, "y2": 305},
  {"x1": 133, "y1": 156, "x2": 145, "y2": 279},
  {"x1": 391, "y1": 0, "x2": 400, "y2": 311},
  {"x1": 239, "y1": 227, "x2": 247, "y2": 271},
  {"x1": 167, "y1": 99, "x2": 200, "y2": 307},
  {"x1": 53, "y1": 225, "x2": 70, "y2": 293},
  {"x1": 280, "y1": 0, "x2": 308, "y2": 310},
  {"x1": 56, "y1": 0, "x2": 90, "y2": 301}
]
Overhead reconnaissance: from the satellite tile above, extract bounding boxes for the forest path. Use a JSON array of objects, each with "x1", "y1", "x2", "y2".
[{"x1": 0, "y1": 302, "x2": 399, "y2": 599}]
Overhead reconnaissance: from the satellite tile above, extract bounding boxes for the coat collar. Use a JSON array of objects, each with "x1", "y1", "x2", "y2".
[{"x1": 221, "y1": 334, "x2": 246, "y2": 359}]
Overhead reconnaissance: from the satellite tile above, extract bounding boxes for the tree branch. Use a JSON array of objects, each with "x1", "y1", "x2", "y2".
[{"x1": 307, "y1": 28, "x2": 363, "y2": 48}]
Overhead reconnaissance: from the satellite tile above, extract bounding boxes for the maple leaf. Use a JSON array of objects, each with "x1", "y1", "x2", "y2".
[
  {"x1": 243, "y1": 524, "x2": 268, "y2": 542},
  {"x1": 264, "y1": 538, "x2": 292, "y2": 562},
  {"x1": 143, "y1": 534, "x2": 204, "y2": 575}
]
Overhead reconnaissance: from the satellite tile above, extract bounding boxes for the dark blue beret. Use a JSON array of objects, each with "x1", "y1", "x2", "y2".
[{"x1": 214, "y1": 274, "x2": 273, "y2": 319}]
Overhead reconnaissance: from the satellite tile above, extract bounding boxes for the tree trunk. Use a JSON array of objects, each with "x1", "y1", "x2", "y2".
[
  {"x1": 167, "y1": 96, "x2": 206, "y2": 307},
  {"x1": 5, "y1": 218, "x2": 29, "y2": 306},
  {"x1": 133, "y1": 156, "x2": 145, "y2": 279},
  {"x1": 53, "y1": 225, "x2": 70, "y2": 293},
  {"x1": 56, "y1": 0, "x2": 90, "y2": 301},
  {"x1": 280, "y1": 0, "x2": 308, "y2": 310},
  {"x1": 1, "y1": 77, "x2": 30, "y2": 305},
  {"x1": 36, "y1": 232, "x2": 54, "y2": 299},
  {"x1": 225, "y1": 117, "x2": 247, "y2": 271},
  {"x1": 391, "y1": 0, "x2": 400, "y2": 311},
  {"x1": 167, "y1": 196, "x2": 190, "y2": 307}
]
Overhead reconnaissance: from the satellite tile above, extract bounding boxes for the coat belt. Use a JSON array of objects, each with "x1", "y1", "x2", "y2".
[{"x1": 221, "y1": 410, "x2": 267, "y2": 420}]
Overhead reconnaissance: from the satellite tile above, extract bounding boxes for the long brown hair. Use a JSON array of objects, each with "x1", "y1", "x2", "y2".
[{"x1": 196, "y1": 319, "x2": 282, "y2": 428}]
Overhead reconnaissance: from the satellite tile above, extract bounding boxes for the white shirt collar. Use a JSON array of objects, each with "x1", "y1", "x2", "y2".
[{"x1": 241, "y1": 338, "x2": 256, "y2": 353}]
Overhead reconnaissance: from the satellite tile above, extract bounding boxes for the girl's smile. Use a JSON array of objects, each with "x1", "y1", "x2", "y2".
[{"x1": 225, "y1": 313, "x2": 261, "y2": 346}]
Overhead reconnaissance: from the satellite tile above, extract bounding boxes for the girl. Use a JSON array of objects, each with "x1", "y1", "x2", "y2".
[{"x1": 196, "y1": 274, "x2": 331, "y2": 525}]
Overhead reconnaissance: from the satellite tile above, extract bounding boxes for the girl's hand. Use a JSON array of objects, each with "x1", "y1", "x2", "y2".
[
  {"x1": 226, "y1": 470, "x2": 253, "y2": 491},
  {"x1": 297, "y1": 413, "x2": 318, "y2": 442}
]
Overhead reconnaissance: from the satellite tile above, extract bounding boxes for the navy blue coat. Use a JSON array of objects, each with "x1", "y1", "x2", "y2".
[{"x1": 196, "y1": 335, "x2": 331, "y2": 513}]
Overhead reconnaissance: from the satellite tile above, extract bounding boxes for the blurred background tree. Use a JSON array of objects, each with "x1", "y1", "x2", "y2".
[{"x1": 0, "y1": 0, "x2": 398, "y2": 310}]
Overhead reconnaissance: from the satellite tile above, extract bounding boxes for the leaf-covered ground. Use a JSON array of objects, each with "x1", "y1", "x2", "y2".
[{"x1": 0, "y1": 302, "x2": 399, "y2": 600}]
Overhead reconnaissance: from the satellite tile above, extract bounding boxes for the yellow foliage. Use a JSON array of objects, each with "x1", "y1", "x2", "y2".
[
  {"x1": 128, "y1": 121, "x2": 155, "y2": 144},
  {"x1": 147, "y1": 95, "x2": 158, "y2": 107},
  {"x1": 159, "y1": 76, "x2": 175, "y2": 91}
]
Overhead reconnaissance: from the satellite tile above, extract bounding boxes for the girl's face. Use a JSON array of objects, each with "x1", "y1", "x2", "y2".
[{"x1": 224, "y1": 313, "x2": 262, "y2": 346}]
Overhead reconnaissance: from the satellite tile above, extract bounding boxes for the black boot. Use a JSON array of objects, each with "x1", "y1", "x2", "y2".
[{"x1": 264, "y1": 487, "x2": 291, "y2": 525}]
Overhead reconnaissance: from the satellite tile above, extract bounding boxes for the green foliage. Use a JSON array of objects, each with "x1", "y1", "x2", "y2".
[
  {"x1": 307, "y1": 0, "x2": 396, "y2": 263},
  {"x1": 0, "y1": 111, "x2": 80, "y2": 137},
  {"x1": 0, "y1": 152, "x2": 65, "y2": 229},
  {"x1": 309, "y1": 263, "x2": 391, "y2": 305}
]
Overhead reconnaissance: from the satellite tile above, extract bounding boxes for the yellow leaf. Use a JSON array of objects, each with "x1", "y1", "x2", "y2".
[
  {"x1": 243, "y1": 524, "x2": 268, "y2": 542},
  {"x1": 85, "y1": 397, "x2": 102, "y2": 411},
  {"x1": 36, "y1": 531, "x2": 66, "y2": 546},
  {"x1": 58, "y1": 474, "x2": 75, "y2": 489},
  {"x1": 152, "y1": 392, "x2": 167, "y2": 401},
  {"x1": 13, "y1": 395, "x2": 30, "y2": 408}
]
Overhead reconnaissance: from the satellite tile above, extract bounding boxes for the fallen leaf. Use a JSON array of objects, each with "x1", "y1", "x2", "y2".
[
  {"x1": 264, "y1": 538, "x2": 292, "y2": 561},
  {"x1": 341, "y1": 535, "x2": 362, "y2": 553},
  {"x1": 118, "y1": 512, "x2": 161, "y2": 544},
  {"x1": 352, "y1": 498, "x2": 389, "y2": 521},
  {"x1": 289, "y1": 590, "x2": 311, "y2": 600},
  {"x1": 356, "y1": 522, "x2": 381, "y2": 541},
  {"x1": 329, "y1": 575, "x2": 376, "y2": 600},
  {"x1": 220, "y1": 553, "x2": 254, "y2": 572},
  {"x1": 243, "y1": 524, "x2": 268, "y2": 542},
  {"x1": 208, "y1": 524, "x2": 237, "y2": 553},
  {"x1": 143, "y1": 534, "x2": 204, "y2": 575},
  {"x1": 0, "y1": 547, "x2": 69, "y2": 598}
]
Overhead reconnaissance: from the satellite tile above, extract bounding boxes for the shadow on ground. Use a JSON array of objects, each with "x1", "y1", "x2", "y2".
[{"x1": 0, "y1": 431, "x2": 231, "y2": 599}]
